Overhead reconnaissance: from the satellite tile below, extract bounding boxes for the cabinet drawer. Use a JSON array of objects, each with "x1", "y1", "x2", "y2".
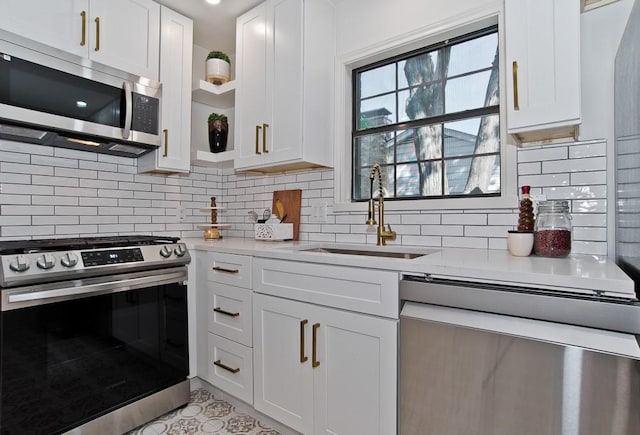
[
  {"x1": 253, "y1": 258, "x2": 399, "y2": 318},
  {"x1": 206, "y1": 252, "x2": 252, "y2": 289},
  {"x1": 207, "y1": 333, "x2": 253, "y2": 405},
  {"x1": 208, "y1": 283, "x2": 252, "y2": 346}
]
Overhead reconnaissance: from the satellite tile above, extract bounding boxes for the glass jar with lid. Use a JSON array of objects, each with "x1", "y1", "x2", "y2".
[{"x1": 534, "y1": 200, "x2": 572, "y2": 257}]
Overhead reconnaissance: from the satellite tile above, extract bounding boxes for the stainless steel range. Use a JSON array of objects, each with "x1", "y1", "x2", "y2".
[{"x1": 0, "y1": 235, "x2": 191, "y2": 435}]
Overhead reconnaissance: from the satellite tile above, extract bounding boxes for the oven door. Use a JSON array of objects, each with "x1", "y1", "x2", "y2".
[{"x1": 0, "y1": 267, "x2": 189, "y2": 435}]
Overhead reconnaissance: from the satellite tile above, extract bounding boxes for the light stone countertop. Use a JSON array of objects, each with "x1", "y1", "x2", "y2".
[{"x1": 183, "y1": 237, "x2": 635, "y2": 299}]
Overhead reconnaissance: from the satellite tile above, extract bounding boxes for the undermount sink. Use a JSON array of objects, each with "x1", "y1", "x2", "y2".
[{"x1": 298, "y1": 245, "x2": 438, "y2": 259}]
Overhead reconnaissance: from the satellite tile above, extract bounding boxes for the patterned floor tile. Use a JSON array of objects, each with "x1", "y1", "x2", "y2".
[{"x1": 127, "y1": 389, "x2": 280, "y2": 435}]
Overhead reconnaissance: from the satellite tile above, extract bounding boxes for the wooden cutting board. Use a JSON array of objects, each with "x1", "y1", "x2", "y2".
[{"x1": 272, "y1": 189, "x2": 302, "y2": 241}]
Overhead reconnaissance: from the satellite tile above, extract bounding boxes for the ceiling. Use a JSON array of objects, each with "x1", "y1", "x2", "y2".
[{"x1": 155, "y1": 0, "x2": 264, "y2": 54}]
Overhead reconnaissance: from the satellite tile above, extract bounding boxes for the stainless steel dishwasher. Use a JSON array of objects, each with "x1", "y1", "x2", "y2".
[{"x1": 399, "y1": 274, "x2": 640, "y2": 435}]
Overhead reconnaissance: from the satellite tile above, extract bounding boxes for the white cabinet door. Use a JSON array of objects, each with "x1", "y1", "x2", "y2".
[
  {"x1": 0, "y1": 0, "x2": 88, "y2": 58},
  {"x1": 90, "y1": 0, "x2": 160, "y2": 80},
  {"x1": 234, "y1": 0, "x2": 334, "y2": 172},
  {"x1": 1, "y1": 0, "x2": 159, "y2": 80},
  {"x1": 313, "y1": 305, "x2": 397, "y2": 435},
  {"x1": 253, "y1": 294, "x2": 314, "y2": 434},
  {"x1": 138, "y1": 5, "x2": 192, "y2": 173},
  {"x1": 235, "y1": 2, "x2": 269, "y2": 166},
  {"x1": 505, "y1": 0, "x2": 580, "y2": 143},
  {"x1": 253, "y1": 293, "x2": 398, "y2": 435}
]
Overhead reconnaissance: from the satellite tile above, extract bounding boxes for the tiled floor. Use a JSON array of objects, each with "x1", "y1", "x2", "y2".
[{"x1": 128, "y1": 388, "x2": 280, "y2": 435}]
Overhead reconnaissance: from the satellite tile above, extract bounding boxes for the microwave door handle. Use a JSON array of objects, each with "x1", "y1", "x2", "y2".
[{"x1": 122, "y1": 81, "x2": 132, "y2": 140}]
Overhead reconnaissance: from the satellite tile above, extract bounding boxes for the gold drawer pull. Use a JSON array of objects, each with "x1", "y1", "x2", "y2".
[
  {"x1": 214, "y1": 359, "x2": 240, "y2": 374},
  {"x1": 163, "y1": 129, "x2": 169, "y2": 157},
  {"x1": 94, "y1": 17, "x2": 100, "y2": 51},
  {"x1": 213, "y1": 307, "x2": 240, "y2": 317},
  {"x1": 512, "y1": 60, "x2": 519, "y2": 111},
  {"x1": 212, "y1": 266, "x2": 239, "y2": 274},
  {"x1": 312, "y1": 322, "x2": 320, "y2": 368},
  {"x1": 255, "y1": 125, "x2": 262, "y2": 155},
  {"x1": 300, "y1": 319, "x2": 308, "y2": 363},
  {"x1": 262, "y1": 123, "x2": 269, "y2": 153},
  {"x1": 80, "y1": 11, "x2": 87, "y2": 46}
]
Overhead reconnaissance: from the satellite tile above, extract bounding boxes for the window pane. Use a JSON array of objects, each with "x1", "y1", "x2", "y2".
[
  {"x1": 445, "y1": 70, "x2": 493, "y2": 114},
  {"x1": 396, "y1": 130, "x2": 417, "y2": 163},
  {"x1": 401, "y1": 51, "x2": 440, "y2": 87},
  {"x1": 360, "y1": 64, "x2": 396, "y2": 99},
  {"x1": 444, "y1": 115, "x2": 499, "y2": 158},
  {"x1": 414, "y1": 125, "x2": 443, "y2": 160},
  {"x1": 354, "y1": 132, "x2": 394, "y2": 167},
  {"x1": 448, "y1": 33, "x2": 498, "y2": 77},
  {"x1": 401, "y1": 83, "x2": 444, "y2": 121},
  {"x1": 419, "y1": 161, "x2": 443, "y2": 196},
  {"x1": 445, "y1": 157, "x2": 473, "y2": 194},
  {"x1": 359, "y1": 93, "x2": 396, "y2": 129},
  {"x1": 396, "y1": 163, "x2": 420, "y2": 197},
  {"x1": 446, "y1": 155, "x2": 501, "y2": 195},
  {"x1": 353, "y1": 167, "x2": 371, "y2": 201}
]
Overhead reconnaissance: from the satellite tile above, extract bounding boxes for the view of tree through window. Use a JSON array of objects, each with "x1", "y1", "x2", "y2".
[{"x1": 352, "y1": 26, "x2": 500, "y2": 201}]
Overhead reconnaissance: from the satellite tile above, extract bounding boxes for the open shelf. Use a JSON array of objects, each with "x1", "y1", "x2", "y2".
[
  {"x1": 192, "y1": 149, "x2": 235, "y2": 165},
  {"x1": 196, "y1": 223, "x2": 232, "y2": 229},
  {"x1": 192, "y1": 79, "x2": 235, "y2": 108}
]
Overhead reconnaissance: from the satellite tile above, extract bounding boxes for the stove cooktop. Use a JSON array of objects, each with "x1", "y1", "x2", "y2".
[
  {"x1": 0, "y1": 235, "x2": 180, "y2": 255},
  {"x1": 0, "y1": 235, "x2": 189, "y2": 288}
]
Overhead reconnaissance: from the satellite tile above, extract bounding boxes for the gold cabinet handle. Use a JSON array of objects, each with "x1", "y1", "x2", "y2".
[
  {"x1": 300, "y1": 319, "x2": 308, "y2": 363},
  {"x1": 94, "y1": 17, "x2": 100, "y2": 51},
  {"x1": 214, "y1": 359, "x2": 240, "y2": 374},
  {"x1": 262, "y1": 123, "x2": 269, "y2": 153},
  {"x1": 213, "y1": 307, "x2": 240, "y2": 317},
  {"x1": 162, "y1": 129, "x2": 168, "y2": 157},
  {"x1": 80, "y1": 11, "x2": 87, "y2": 46},
  {"x1": 512, "y1": 61, "x2": 519, "y2": 111},
  {"x1": 212, "y1": 266, "x2": 240, "y2": 274},
  {"x1": 255, "y1": 125, "x2": 262, "y2": 155},
  {"x1": 312, "y1": 322, "x2": 320, "y2": 368}
]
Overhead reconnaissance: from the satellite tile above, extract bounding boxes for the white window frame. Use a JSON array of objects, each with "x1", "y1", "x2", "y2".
[{"x1": 332, "y1": 6, "x2": 518, "y2": 213}]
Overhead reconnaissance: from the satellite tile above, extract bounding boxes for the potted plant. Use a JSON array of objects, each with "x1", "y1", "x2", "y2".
[
  {"x1": 208, "y1": 112, "x2": 228, "y2": 153},
  {"x1": 206, "y1": 50, "x2": 230, "y2": 85}
]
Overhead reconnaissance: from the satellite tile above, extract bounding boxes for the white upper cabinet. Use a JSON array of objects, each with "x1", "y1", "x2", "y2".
[
  {"x1": 234, "y1": 0, "x2": 335, "y2": 172},
  {"x1": 139, "y1": 6, "x2": 193, "y2": 173},
  {"x1": 0, "y1": 0, "x2": 160, "y2": 80},
  {"x1": 504, "y1": 0, "x2": 581, "y2": 144}
]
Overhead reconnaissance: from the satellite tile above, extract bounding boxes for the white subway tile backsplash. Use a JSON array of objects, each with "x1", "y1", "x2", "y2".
[
  {"x1": 33, "y1": 196, "x2": 79, "y2": 206},
  {"x1": 568, "y1": 141, "x2": 606, "y2": 158},
  {"x1": 401, "y1": 214, "x2": 441, "y2": 225},
  {"x1": 3, "y1": 162, "x2": 54, "y2": 175},
  {"x1": 519, "y1": 173, "x2": 570, "y2": 187},
  {"x1": 0, "y1": 138, "x2": 611, "y2": 257},
  {"x1": 421, "y1": 225, "x2": 463, "y2": 236},
  {"x1": 443, "y1": 236, "x2": 488, "y2": 249},
  {"x1": 0, "y1": 194, "x2": 31, "y2": 205},
  {"x1": 570, "y1": 171, "x2": 607, "y2": 186},
  {"x1": 518, "y1": 146, "x2": 568, "y2": 162},
  {"x1": 543, "y1": 156, "x2": 606, "y2": 174}
]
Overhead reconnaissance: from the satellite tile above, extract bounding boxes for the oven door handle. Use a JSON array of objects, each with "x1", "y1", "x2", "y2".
[{"x1": 5, "y1": 269, "x2": 186, "y2": 307}]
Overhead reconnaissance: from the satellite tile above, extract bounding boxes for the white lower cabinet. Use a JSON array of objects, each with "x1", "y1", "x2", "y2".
[
  {"x1": 253, "y1": 293, "x2": 398, "y2": 435},
  {"x1": 197, "y1": 251, "x2": 255, "y2": 404},
  {"x1": 207, "y1": 333, "x2": 254, "y2": 404}
]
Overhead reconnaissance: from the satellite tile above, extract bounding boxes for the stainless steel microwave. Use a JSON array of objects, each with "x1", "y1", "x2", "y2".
[{"x1": 0, "y1": 39, "x2": 161, "y2": 157}]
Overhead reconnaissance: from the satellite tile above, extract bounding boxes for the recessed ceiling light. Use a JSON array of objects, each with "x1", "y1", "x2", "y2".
[{"x1": 205, "y1": 0, "x2": 221, "y2": 5}]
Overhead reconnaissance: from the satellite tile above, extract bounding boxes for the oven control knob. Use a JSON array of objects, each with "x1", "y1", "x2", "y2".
[
  {"x1": 174, "y1": 244, "x2": 187, "y2": 257},
  {"x1": 160, "y1": 246, "x2": 172, "y2": 258},
  {"x1": 61, "y1": 252, "x2": 79, "y2": 268},
  {"x1": 8, "y1": 255, "x2": 30, "y2": 272},
  {"x1": 36, "y1": 254, "x2": 56, "y2": 270}
]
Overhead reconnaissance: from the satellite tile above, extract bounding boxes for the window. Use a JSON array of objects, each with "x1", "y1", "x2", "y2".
[{"x1": 352, "y1": 26, "x2": 500, "y2": 201}]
